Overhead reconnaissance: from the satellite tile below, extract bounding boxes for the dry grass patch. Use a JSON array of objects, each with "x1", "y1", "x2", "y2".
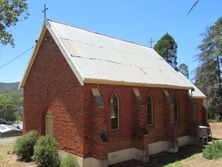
[
  {"x1": 0, "y1": 144, "x2": 36, "y2": 167},
  {"x1": 165, "y1": 152, "x2": 222, "y2": 167},
  {"x1": 209, "y1": 122, "x2": 222, "y2": 139}
]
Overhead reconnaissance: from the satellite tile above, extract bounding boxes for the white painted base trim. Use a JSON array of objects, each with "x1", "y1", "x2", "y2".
[
  {"x1": 108, "y1": 148, "x2": 148, "y2": 165},
  {"x1": 58, "y1": 136, "x2": 195, "y2": 167},
  {"x1": 148, "y1": 141, "x2": 171, "y2": 155},
  {"x1": 177, "y1": 135, "x2": 196, "y2": 147},
  {"x1": 59, "y1": 148, "x2": 147, "y2": 167},
  {"x1": 59, "y1": 150, "x2": 84, "y2": 167},
  {"x1": 59, "y1": 150, "x2": 108, "y2": 167},
  {"x1": 148, "y1": 135, "x2": 196, "y2": 155}
]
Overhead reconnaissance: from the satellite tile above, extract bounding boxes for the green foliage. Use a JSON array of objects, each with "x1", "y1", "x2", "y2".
[
  {"x1": 0, "y1": 93, "x2": 17, "y2": 122},
  {"x1": 154, "y1": 33, "x2": 178, "y2": 69},
  {"x1": 13, "y1": 130, "x2": 38, "y2": 162},
  {"x1": 178, "y1": 63, "x2": 189, "y2": 79},
  {"x1": 61, "y1": 155, "x2": 77, "y2": 167},
  {"x1": 195, "y1": 17, "x2": 222, "y2": 120},
  {"x1": 203, "y1": 141, "x2": 222, "y2": 159},
  {"x1": 0, "y1": 82, "x2": 23, "y2": 122},
  {"x1": 33, "y1": 135, "x2": 60, "y2": 167},
  {"x1": 0, "y1": 0, "x2": 29, "y2": 47}
]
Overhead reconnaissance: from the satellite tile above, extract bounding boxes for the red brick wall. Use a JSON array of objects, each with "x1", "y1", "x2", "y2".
[
  {"x1": 23, "y1": 30, "x2": 85, "y2": 156},
  {"x1": 83, "y1": 84, "x2": 198, "y2": 159},
  {"x1": 23, "y1": 29, "x2": 205, "y2": 160},
  {"x1": 194, "y1": 99, "x2": 207, "y2": 125}
]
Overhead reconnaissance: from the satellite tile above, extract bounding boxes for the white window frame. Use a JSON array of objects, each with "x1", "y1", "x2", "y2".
[{"x1": 111, "y1": 94, "x2": 120, "y2": 130}]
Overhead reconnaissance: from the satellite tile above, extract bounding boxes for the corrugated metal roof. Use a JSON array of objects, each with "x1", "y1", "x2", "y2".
[
  {"x1": 191, "y1": 84, "x2": 206, "y2": 99},
  {"x1": 20, "y1": 20, "x2": 206, "y2": 98}
]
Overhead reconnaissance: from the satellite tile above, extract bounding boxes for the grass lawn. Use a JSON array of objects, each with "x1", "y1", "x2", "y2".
[
  {"x1": 165, "y1": 152, "x2": 222, "y2": 167},
  {"x1": 168, "y1": 122, "x2": 222, "y2": 167},
  {"x1": 165, "y1": 122, "x2": 222, "y2": 167}
]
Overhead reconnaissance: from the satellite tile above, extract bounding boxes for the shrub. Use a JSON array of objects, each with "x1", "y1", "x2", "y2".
[
  {"x1": 33, "y1": 135, "x2": 60, "y2": 167},
  {"x1": 203, "y1": 141, "x2": 222, "y2": 159},
  {"x1": 61, "y1": 155, "x2": 77, "y2": 167},
  {"x1": 13, "y1": 130, "x2": 38, "y2": 161}
]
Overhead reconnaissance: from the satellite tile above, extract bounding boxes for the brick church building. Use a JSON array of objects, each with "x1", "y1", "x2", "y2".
[{"x1": 20, "y1": 20, "x2": 207, "y2": 167}]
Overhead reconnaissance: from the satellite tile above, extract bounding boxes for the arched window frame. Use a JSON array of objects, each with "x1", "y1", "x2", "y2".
[
  {"x1": 146, "y1": 96, "x2": 153, "y2": 126},
  {"x1": 110, "y1": 94, "x2": 119, "y2": 130}
]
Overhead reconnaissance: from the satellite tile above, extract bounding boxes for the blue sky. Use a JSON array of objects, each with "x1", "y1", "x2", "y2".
[{"x1": 0, "y1": 0, "x2": 221, "y2": 83}]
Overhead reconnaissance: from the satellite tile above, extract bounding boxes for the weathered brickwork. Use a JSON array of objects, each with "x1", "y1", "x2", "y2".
[
  {"x1": 23, "y1": 31, "x2": 207, "y2": 160},
  {"x1": 24, "y1": 30, "x2": 85, "y2": 156}
]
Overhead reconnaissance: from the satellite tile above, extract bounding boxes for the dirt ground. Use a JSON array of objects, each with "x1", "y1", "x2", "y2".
[
  {"x1": 0, "y1": 123, "x2": 221, "y2": 167},
  {"x1": 209, "y1": 122, "x2": 222, "y2": 139},
  {"x1": 0, "y1": 144, "x2": 36, "y2": 167}
]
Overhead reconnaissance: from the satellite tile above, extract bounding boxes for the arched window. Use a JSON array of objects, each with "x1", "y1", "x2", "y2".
[
  {"x1": 111, "y1": 95, "x2": 119, "y2": 130},
  {"x1": 147, "y1": 96, "x2": 153, "y2": 126},
  {"x1": 173, "y1": 96, "x2": 179, "y2": 122}
]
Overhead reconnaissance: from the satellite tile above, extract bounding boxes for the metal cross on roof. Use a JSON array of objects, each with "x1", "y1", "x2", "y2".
[
  {"x1": 148, "y1": 38, "x2": 155, "y2": 48},
  {"x1": 42, "y1": 4, "x2": 48, "y2": 19}
]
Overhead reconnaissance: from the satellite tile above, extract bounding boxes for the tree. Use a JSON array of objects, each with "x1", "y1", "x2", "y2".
[
  {"x1": 195, "y1": 17, "x2": 222, "y2": 120},
  {"x1": 178, "y1": 63, "x2": 189, "y2": 79},
  {"x1": 0, "y1": 0, "x2": 28, "y2": 47},
  {"x1": 0, "y1": 93, "x2": 17, "y2": 122},
  {"x1": 154, "y1": 33, "x2": 178, "y2": 69}
]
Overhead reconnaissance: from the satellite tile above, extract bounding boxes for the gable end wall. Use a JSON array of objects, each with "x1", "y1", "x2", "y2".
[{"x1": 23, "y1": 30, "x2": 85, "y2": 156}]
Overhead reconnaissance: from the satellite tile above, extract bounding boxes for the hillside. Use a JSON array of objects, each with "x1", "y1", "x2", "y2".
[
  {"x1": 0, "y1": 82, "x2": 19, "y2": 91},
  {"x1": 0, "y1": 82, "x2": 21, "y2": 96}
]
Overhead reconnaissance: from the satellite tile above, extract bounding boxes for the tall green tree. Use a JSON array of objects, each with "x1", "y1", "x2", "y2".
[
  {"x1": 154, "y1": 33, "x2": 178, "y2": 69},
  {"x1": 0, "y1": 0, "x2": 28, "y2": 47},
  {"x1": 0, "y1": 93, "x2": 17, "y2": 122},
  {"x1": 195, "y1": 17, "x2": 222, "y2": 120},
  {"x1": 178, "y1": 63, "x2": 189, "y2": 79}
]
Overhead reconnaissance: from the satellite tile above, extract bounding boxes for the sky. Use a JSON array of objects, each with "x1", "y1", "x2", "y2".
[{"x1": 0, "y1": 0, "x2": 221, "y2": 83}]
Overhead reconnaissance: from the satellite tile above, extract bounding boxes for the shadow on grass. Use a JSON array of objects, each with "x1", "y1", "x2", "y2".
[
  {"x1": 209, "y1": 136, "x2": 221, "y2": 141},
  {"x1": 109, "y1": 145, "x2": 202, "y2": 167}
]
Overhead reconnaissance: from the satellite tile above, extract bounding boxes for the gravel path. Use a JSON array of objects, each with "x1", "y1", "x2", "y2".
[{"x1": 0, "y1": 137, "x2": 18, "y2": 144}]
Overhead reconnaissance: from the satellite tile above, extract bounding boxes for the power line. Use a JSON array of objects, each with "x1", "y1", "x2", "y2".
[
  {"x1": 187, "y1": 0, "x2": 200, "y2": 15},
  {"x1": 0, "y1": 46, "x2": 34, "y2": 70}
]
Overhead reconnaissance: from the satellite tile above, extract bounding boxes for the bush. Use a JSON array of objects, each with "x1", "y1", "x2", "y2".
[
  {"x1": 61, "y1": 155, "x2": 77, "y2": 167},
  {"x1": 13, "y1": 130, "x2": 38, "y2": 161},
  {"x1": 203, "y1": 141, "x2": 222, "y2": 159},
  {"x1": 33, "y1": 135, "x2": 60, "y2": 167}
]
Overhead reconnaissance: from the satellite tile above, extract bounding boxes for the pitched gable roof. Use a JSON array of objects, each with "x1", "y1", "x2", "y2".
[{"x1": 20, "y1": 20, "x2": 206, "y2": 98}]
